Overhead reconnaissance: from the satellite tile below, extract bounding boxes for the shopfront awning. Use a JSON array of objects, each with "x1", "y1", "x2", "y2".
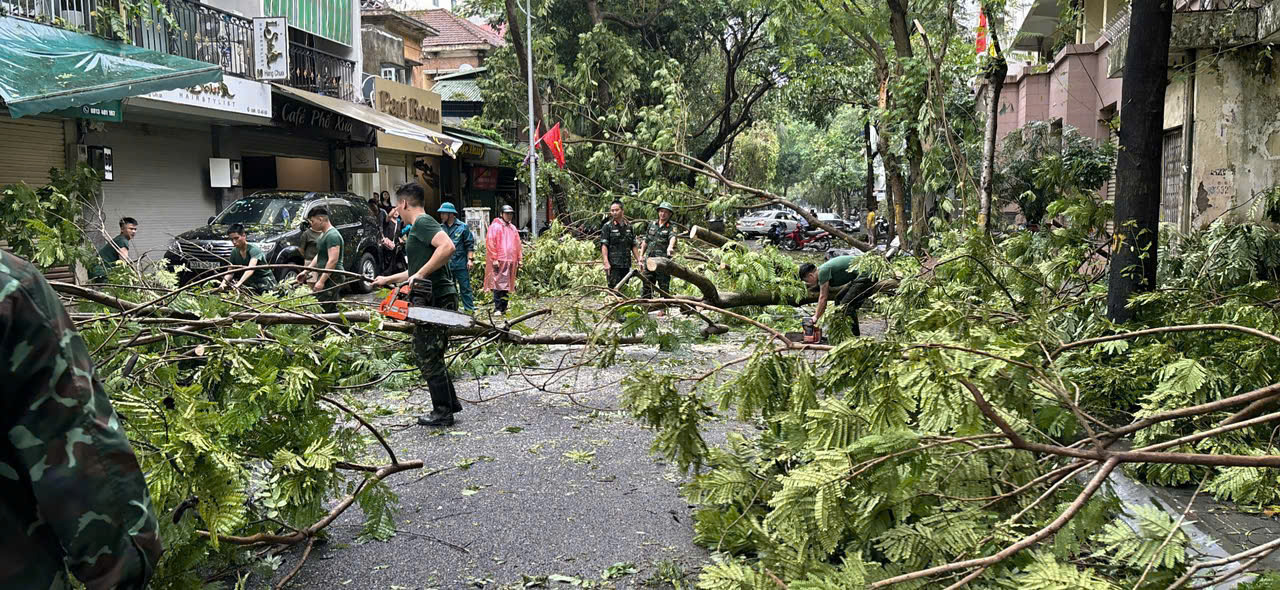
[
  {"x1": 0, "y1": 16, "x2": 223, "y2": 119},
  {"x1": 272, "y1": 83, "x2": 463, "y2": 158},
  {"x1": 444, "y1": 126, "x2": 519, "y2": 155}
]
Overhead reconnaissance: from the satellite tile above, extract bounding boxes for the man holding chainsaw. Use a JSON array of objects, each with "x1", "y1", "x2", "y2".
[
  {"x1": 800, "y1": 255, "x2": 876, "y2": 337},
  {"x1": 371, "y1": 183, "x2": 463, "y2": 427}
]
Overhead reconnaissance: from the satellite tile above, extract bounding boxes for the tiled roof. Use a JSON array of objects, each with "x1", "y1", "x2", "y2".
[
  {"x1": 432, "y1": 78, "x2": 483, "y2": 102},
  {"x1": 405, "y1": 9, "x2": 505, "y2": 49}
]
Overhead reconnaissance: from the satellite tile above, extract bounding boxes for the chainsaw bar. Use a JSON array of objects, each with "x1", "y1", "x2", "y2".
[{"x1": 406, "y1": 306, "x2": 475, "y2": 328}]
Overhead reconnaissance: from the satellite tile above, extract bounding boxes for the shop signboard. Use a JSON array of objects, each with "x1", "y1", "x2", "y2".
[
  {"x1": 272, "y1": 95, "x2": 375, "y2": 142},
  {"x1": 471, "y1": 166, "x2": 497, "y2": 191},
  {"x1": 373, "y1": 77, "x2": 442, "y2": 133},
  {"x1": 350, "y1": 146, "x2": 378, "y2": 173},
  {"x1": 253, "y1": 17, "x2": 289, "y2": 81},
  {"x1": 140, "y1": 77, "x2": 272, "y2": 120},
  {"x1": 458, "y1": 143, "x2": 485, "y2": 160},
  {"x1": 55, "y1": 100, "x2": 123, "y2": 122}
]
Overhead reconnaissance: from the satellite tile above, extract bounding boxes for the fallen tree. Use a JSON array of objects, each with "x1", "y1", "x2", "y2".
[{"x1": 644, "y1": 257, "x2": 899, "y2": 309}]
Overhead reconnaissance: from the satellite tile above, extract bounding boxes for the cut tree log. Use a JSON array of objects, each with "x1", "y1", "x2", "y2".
[{"x1": 688, "y1": 225, "x2": 746, "y2": 251}]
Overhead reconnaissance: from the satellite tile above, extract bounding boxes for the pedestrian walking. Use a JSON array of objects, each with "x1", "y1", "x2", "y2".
[
  {"x1": 600, "y1": 199, "x2": 639, "y2": 290},
  {"x1": 380, "y1": 206, "x2": 405, "y2": 274},
  {"x1": 485, "y1": 204, "x2": 522, "y2": 315},
  {"x1": 89, "y1": 216, "x2": 137, "y2": 282},
  {"x1": 0, "y1": 251, "x2": 162, "y2": 589},
  {"x1": 221, "y1": 223, "x2": 277, "y2": 294},
  {"x1": 639, "y1": 201, "x2": 678, "y2": 311},
  {"x1": 372, "y1": 183, "x2": 461, "y2": 427},
  {"x1": 296, "y1": 207, "x2": 344, "y2": 314},
  {"x1": 438, "y1": 202, "x2": 477, "y2": 312}
]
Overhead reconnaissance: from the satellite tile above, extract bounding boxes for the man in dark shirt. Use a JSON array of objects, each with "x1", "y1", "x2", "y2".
[
  {"x1": 599, "y1": 200, "x2": 639, "y2": 290},
  {"x1": 296, "y1": 207, "x2": 344, "y2": 314},
  {"x1": 0, "y1": 251, "x2": 162, "y2": 589},
  {"x1": 639, "y1": 201, "x2": 678, "y2": 303},
  {"x1": 372, "y1": 183, "x2": 462, "y2": 427},
  {"x1": 800, "y1": 255, "x2": 875, "y2": 336},
  {"x1": 89, "y1": 216, "x2": 137, "y2": 282},
  {"x1": 221, "y1": 223, "x2": 277, "y2": 294}
]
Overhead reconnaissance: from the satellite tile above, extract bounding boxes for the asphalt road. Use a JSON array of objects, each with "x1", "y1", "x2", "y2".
[{"x1": 269, "y1": 341, "x2": 746, "y2": 590}]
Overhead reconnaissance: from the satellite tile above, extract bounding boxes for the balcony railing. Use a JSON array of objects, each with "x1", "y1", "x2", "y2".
[
  {"x1": 2, "y1": 0, "x2": 360, "y2": 103},
  {"x1": 134, "y1": 0, "x2": 254, "y2": 78},
  {"x1": 289, "y1": 42, "x2": 355, "y2": 102}
]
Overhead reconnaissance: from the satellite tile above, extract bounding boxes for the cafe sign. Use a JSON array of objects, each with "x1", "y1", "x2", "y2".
[{"x1": 373, "y1": 77, "x2": 442, "y2": 132}]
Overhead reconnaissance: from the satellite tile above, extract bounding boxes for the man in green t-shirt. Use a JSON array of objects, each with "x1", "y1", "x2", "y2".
[
  {"x1": 800, "y1": 255, "x2": 876, "y2": 336},
  {"x1": 221, "y1": 223, "x2": 277, "y2": 295},
  {"x1": 90, "y1": 216, "x2": 137, "y2": 282},
  {"x1": 296, "y1": 207, "x2": 344, "y2": 313},
  {"x1": 372, "y1": 183, "x2": 462, "y2": 427}
]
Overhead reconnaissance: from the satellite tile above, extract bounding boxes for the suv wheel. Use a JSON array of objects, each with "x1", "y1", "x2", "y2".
[{"x1": 355, "y1": 251, "x2": 377, "y2": 294}]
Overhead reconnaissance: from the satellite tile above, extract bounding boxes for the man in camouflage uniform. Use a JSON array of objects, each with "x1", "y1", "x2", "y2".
[
  {"x1": 639, "y1": 201, "x2": 678, "y2": 302},
  {"x1": 372, "y1": 183, "x2": 462, "y2": 427},
  {"x1": 600, "y1": 199, "x2": 639, "y2": 290},
  {"x1": 0, "y1": 251, "x2": 162, "y2": 589}
]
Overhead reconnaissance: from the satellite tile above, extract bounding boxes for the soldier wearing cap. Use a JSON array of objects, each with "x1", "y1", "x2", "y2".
[
  {"x1": 438, "y1": 202, "x2": 476, "y2": 313},
  {"x1": 0, "y1": 251, "x2": 163, "y2": 588},
  {"x1": 639, "y1": 201, "x2": 678, "y2": 306}
]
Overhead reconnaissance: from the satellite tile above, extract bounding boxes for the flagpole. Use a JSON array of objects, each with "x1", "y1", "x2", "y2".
[{"x1": 524, "y1": 0, "x2": 538, "y2": 238}]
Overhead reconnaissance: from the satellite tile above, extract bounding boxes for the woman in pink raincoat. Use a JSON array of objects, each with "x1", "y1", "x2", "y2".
[{"x1": 485, "y1": 204, "x2": 523, "y2": 314}]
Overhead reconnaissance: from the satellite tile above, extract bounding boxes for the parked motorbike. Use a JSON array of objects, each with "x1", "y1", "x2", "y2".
[
  {"x1": 782, "y1": 226, "x2": 831, "y2": 251},
  {"x1": 763, "y1": 222, "x2": 787, "y2": 247}
]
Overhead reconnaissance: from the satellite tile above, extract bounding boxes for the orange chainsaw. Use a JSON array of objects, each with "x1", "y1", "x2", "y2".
[{"x1": 378, "y1": 283, "x2": 474, "y2": 328}]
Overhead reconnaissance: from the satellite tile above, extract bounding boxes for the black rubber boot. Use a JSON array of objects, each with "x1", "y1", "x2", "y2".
[
  {"x1": 449, "y1": 378, "x2": 463, "y2": 414},
  {"x1": 416, "y1": 375, "x2": 455, "y2": 427}
]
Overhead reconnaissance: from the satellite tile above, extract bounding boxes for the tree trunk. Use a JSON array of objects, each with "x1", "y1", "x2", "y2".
[
  {"x1": 688, "y1": 225, "x2": 746, "y2": 251},
  {"x1": 1107, "y1": 0, "x2": 1173, "y2": 323},
  {"x1": 978, "y1": 34, "x2": 1008, "y2": 233},
  {"x1": 644, "y1": 257, "x2": 897, "y2": 309}
]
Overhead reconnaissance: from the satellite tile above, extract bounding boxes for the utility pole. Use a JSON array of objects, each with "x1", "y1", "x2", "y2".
[{"x1": 524, "y1": 0, "x2": 539, "y2": 237}]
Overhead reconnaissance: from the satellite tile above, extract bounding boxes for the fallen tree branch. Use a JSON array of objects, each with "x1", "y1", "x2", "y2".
[
  {"x1": 199, "y1": 460, "x2": 424, "y2": 546},
  {"x1": 688, "y1": 225, "x2": 746, "y2": 251}
]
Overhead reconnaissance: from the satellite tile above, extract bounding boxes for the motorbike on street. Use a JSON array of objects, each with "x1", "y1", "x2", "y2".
[
  {"x1": 764, "y1": 222, "x2": 787, "y2": 248},
  {"x1": 782, "y1": 226, "x2": 832, "y2": 251}
]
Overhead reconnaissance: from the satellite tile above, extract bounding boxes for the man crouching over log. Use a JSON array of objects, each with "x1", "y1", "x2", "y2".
[
  {"x1": 800, "y1": 255, "x2": 877, "y2": 337},
  {"x1": 372, "y1": 183, "x2": 463, "y2": 427}
]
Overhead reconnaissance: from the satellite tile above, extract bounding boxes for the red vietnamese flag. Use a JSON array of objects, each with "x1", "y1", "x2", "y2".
[
  {"x1": 539, "y1": 122, "x2": 566, "y2": 169},
  {"x1": 976, "y1": 10, "x2": 988, "y2": 54}
]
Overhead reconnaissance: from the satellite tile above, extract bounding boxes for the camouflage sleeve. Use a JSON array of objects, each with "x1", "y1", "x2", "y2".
[{"x1": 3, "y1": 269, "x2": 162, "y2": 589}]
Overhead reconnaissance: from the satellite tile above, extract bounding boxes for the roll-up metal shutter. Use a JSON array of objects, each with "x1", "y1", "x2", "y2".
[
  {"x1": 89, "y1": 122, "x2": 216, "y2": 263},
  {"x1": 239, "y1": 128, "x2": 331, "y2": 160},
  {"x1": 0, "y1": 117, "x2": 65, "y2": 187}
]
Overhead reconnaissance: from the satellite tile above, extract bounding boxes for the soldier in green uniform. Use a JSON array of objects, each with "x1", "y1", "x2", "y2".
[
  {"x1": 372, "y1": 183, "x2": 463, "y2": 427},
  {"x1": 599, "y1": 199, "x2": 639, "y2": 290},
  {"x1": 222, "y1": 223, "x2": 277, "y2": 294},
  {"x1": 0, "y1": 251, "x2": 162, "y2": 589},
  {"x1": 296, "y1": 207, "x2": 344, "y2": 314},
  {"x1": 89, "y1": 216, "x2": 137, "y2": 282},
  {"x1": 639, "y1": 201, "x2": 678, "y2": 303}
]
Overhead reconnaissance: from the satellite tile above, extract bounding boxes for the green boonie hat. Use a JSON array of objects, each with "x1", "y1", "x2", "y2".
[
  {"x1": 438, "y1": 202, "x2": 458, "y2": 214},
  {"x1": 657, "y1": 201, "x2": 674, "y2": 212}
]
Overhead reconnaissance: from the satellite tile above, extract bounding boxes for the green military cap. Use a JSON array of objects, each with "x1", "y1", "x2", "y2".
[{"x1": 657, "y1": 201, "x2": 674, "y2": 213}]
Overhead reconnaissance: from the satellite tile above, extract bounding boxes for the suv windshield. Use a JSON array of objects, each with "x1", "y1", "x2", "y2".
[{"x1": 213, "y1": 198, "x2": 304, "y2": 226}]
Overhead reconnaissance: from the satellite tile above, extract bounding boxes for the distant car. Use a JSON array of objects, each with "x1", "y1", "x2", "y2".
[
  {"x1": 164, "y1": 191, "x2": 384, "y2": 292},
  {"x1": 736, "y1": 210, "x2": 802, "y2": 237},
  {"x1": 816, "y1": 212, "x2": 858, "y2": 233}
]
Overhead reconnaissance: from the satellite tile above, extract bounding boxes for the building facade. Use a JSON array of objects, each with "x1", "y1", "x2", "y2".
[
  {"x1": 993, "y1": 0, "x2": 1280, "y2": 231},
  {"x1": 406, "y1": 8, "x2": 504, "y2": 85}
]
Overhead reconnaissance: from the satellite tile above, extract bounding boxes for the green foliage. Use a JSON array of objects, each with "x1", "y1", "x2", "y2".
[
  {"x1": 76, "y1": 274, "x2": 426, "y2": 587},
  {"x1": 623, "y1": 193, "x2": 1280, "y2": 586},
  {"x1": 0, "y1": 166, "x2": 100, "y2": 268},
  {"x1": 995, "y1": 121, "x2": 1116, "y2": 226},
  {"x1": 517, "y1": 221, "x2": 604, "y2": 295}
]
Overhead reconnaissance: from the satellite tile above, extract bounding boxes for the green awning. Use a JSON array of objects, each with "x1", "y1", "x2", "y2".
[
  {"x1": 0, "y1": 16, "x2": 223, "y2": 119},
  {"x1": 443, "y1": 126, "x2": 518, "y2": 154}
]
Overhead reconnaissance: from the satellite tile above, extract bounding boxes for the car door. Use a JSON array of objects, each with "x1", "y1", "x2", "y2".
[{"x1": 328, "y1": 201, "x2": 362, "y2": 271}]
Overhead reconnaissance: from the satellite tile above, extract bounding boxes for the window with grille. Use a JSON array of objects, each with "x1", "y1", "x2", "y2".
[{"x1": 1161, "y1": 127, "x2": 1184, "y2": 225}]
